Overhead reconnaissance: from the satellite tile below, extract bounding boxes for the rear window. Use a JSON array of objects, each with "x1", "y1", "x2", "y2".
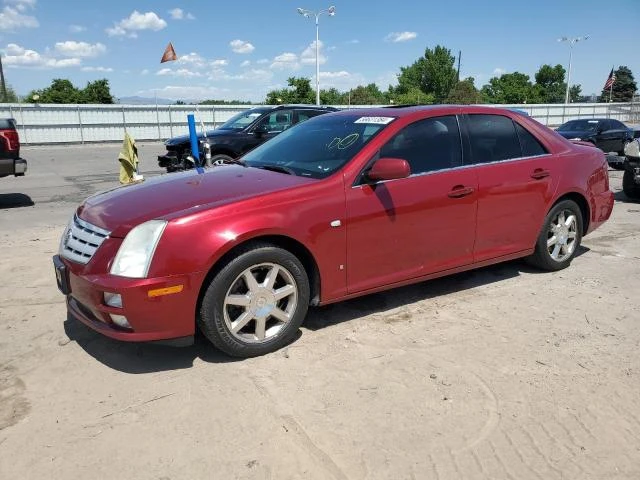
[
  {"x1": 0, "y1": 119, "x2": 17, "y2": 130},
  {"x1": 514, "y1": 122, "x2": 547, "y2": 157},
  {"x1": 467, "y1": 114, "x2": 522, "y2": 163}
]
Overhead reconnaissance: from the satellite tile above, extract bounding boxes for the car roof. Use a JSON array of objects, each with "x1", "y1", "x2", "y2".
[{"x1": 329, "y1": 104, "x2": 524, "y2": 118}]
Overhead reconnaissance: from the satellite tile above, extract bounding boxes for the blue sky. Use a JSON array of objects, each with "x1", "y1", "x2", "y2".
[{"x1": 1, "y1": 0, "x2": 639, "y2": 102}]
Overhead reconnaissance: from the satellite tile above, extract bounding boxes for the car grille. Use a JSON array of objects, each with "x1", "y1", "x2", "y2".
[{"x1": 60, "y1": 215, "x2": 110, "y2": 265}]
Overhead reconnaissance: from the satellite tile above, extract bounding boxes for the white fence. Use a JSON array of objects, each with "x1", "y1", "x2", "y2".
[{"x1": 0, "y1": 102, "x2": 638, "y2": 145}]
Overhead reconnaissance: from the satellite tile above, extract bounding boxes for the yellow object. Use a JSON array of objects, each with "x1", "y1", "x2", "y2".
[
  {"x1": 118, "y1": 132, "x2": 140, "y2": 184},
  {"x1": 148, "y1": 285, "x2": 184, "y2": 298}
]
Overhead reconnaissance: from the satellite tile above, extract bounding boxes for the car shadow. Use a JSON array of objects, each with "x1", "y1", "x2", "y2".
[
  {"x1": 0, "y1": 193, "x2": 34, "y2": 209},
  {"x1": 63, "y1": 251, "x2": 591, "y2": 373},
  {"x1": 304, "y1": 256, "x2": 585, "y2": 331},
  {"x1": 63, "y1": 317, "x2": 243, "y2": 374}
]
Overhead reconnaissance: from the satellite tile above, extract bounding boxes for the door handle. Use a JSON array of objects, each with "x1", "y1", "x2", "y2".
[
  {"x1": 531, "y1": 169, "x2": 550, "y2": 180},
  {"x1": 447, "y1": 186, "x2": 475, "y2": 198}
]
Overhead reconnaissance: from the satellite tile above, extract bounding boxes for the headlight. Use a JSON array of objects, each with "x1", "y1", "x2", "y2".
[{"x1": 110, "y1": 220, "x2": 167, "y2": 278}]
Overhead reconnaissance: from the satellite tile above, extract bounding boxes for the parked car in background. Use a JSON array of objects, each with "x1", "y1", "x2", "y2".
[
  {"x1": 0, "y1": 118, "x2": 27, "y2": 178},
  {"x1": 54, "y1": 105, "x2": 614, "y2": 357},
  {"x1": 158, "y1": 104, "x2": 338, "y2": 172},
  {"x1": 556, "y1": 118, "x2": 633, "y2": 167}
]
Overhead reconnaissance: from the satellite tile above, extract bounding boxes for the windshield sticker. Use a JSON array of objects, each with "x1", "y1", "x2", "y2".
[
  {"x1": 587, "y1": 120, "x2": 599, "y2": 123},
  {"x1": 328, "y1": 133, "x2": 360, "y2": 150},
  {"x1": 354, "y1": 116, "x2": 395, "y2": 125}
]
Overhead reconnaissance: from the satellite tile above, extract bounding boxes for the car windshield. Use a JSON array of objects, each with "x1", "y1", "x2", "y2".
[
  {"x1": 559, "y1": 120, "x2": 600, "y2": 132},
  {"x1": 218, "y1": 108, "x2": 270, "y2": 130},
  {"x1": 241, "y1": 114, "x2": 395, "y2": 179}
]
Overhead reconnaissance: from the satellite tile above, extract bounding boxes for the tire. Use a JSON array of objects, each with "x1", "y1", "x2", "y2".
[
  {"x1": 527, "y1": 200, "x2": 583, "y2": 271},
  {"x1": 198, "y1": 243, "x2": 310, "y2": 357},
  {"x1": 623, "y1": 169, "x2": 640, "y2": 200},
  {"x1": 210, "y1": 154, "x2": 234, "y2": 166}
]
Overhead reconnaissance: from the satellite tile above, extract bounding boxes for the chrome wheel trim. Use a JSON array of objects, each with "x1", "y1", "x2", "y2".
[
  {"x1": 546, "y1": 209, "x2": 578, "y2": 262},
  {"x1": 223, "y1": 262, "x2": 298, "y2": 344}
]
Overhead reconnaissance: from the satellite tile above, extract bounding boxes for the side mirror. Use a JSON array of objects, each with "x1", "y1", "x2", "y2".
[
  {"x1": 366, "y1": 157, "x2": 411, "y2": 182},
  {"x1": 254, "y1": 124, "x2": 268, "y2": 136}
]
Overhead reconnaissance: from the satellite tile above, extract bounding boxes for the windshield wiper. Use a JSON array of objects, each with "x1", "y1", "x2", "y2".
[
  {"x1": 256, "y1": 164, "x2": 296, "y2": 176},
  {"x1": 215, "y1": 157, "x2": 247, "y2": 167}
]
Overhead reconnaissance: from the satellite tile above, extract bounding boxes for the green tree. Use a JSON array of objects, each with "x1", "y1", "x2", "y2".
[
  {"x1": 481, "y1": 72, "x2": 536, "y2": 104},
  {"x1": 320, "y1": 87, "x2": 346, "y2": 105},
  {"x1": 534, "y1": 64, "x2": 566, "y2": 103},
  {"x1": 348, "y1": 83, "x2": 387, "y2": 105},
  {"x1": 569, "y1": 84, "x2": 582, "y2": 103},
  {"x1": 445, "y1": 77, "x2": 481, "y2": 104},
  {"x1": 600, "y1": 66, "x2": 637, "y2": 102},
  {"x1": 81, "y1": 79, "x2": 114, "y2": 104},
  {"x1": 388, "y1": 86, "x2": 434, "y2": 105},
  {"x1": 27, "y1": 79, "x2": 81, "y2": 103},
  {"x1": 265, "y1": 77, "x2": 314, "y2": 104},
  {"x1": 396, "y1": 45, "x2": 457, "y2": 103},
  {"x1": 1, "y1": 84, "x2": 20, "y2": 102}
]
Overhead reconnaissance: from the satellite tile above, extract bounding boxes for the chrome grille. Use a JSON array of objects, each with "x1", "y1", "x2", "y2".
[{"x1": 60, "y1": 215, "x2": 110, "y2": 265}]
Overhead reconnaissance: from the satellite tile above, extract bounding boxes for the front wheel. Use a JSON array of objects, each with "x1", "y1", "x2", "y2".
[
  {"x1": 198, "y1": 243, "x2": 310, "y2": 357},
  {"x1": 527, "y1": 200, "x2": 583, "y2": 271},
  {"x1": 210, "y1": 154, "x2": 234, "y2": 166}
]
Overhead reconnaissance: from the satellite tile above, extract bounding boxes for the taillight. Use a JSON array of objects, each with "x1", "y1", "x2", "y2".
[{"x1": 0, "y1": 129, "x2": 19, "y2": 151}]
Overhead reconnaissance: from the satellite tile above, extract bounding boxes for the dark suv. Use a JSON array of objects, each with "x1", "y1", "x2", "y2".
[
  {"x1": 158, "y1": 104, "x2": 338, "y2": 172},
  {"x1": 0, "y1": 118, "x2": 27, "y2": 178}
]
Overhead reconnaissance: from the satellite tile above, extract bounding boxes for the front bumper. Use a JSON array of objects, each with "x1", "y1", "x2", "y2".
[{"x1": 54, "y1": 255, "x2": 205, "y2": 344}]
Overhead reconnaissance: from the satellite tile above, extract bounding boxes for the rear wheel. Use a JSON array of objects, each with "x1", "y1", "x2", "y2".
[
  {"x1": 528, "y1": 200, "x2": 583, "y2": 271},
  {"x1": 198, "y1": 243, "x2": 310, "y2": 357},
  {"x1": 623, "y1": 169, "x2": 640, "y2": 200},
  {"x1": 210, "y1": 154, "x2": 234, "y2": 166}
]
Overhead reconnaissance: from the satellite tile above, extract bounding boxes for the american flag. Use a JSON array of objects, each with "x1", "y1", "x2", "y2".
[{"x1": 604, "y1": 68, "x2": 616, "y2": 90}]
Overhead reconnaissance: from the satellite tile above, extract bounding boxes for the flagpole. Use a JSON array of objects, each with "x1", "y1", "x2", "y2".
[{"x1": 609, "y1": 81, "x2": 613, "y2": 103}]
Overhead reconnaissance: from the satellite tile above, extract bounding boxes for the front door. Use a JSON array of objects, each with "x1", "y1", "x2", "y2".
[{"x1": 346, "y1": 115, "x2": 478, "y2": 294}]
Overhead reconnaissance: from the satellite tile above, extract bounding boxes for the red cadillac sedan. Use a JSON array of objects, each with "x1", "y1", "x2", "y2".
[{"x1": 53, "y1": 106, "x2": 614, "y2": 357}]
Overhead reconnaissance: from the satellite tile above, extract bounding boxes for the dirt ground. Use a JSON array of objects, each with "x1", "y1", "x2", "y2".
[{"x1": 1, "y1": 143, "x2": 639, "y2": 480}]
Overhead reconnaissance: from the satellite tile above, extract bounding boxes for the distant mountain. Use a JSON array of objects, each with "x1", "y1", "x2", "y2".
[{"x1": 117, "y1": 96, "x2": 176, "y2": 105}]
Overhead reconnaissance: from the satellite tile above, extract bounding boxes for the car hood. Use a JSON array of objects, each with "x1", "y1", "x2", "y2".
[
  {"x1": 164, "y1": 128, "x2": 236, "y2": 146},
  {"x1": 78, "y1": 166, "x2": 313, "y2": 237},
  {"x1": 556, "y1": 130, "x2": 594, "y2": 140}
]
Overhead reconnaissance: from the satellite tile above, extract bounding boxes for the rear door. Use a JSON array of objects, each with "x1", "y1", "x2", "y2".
[{"x1": 464, "y1": 114, "x2": 557, "y2": 262}]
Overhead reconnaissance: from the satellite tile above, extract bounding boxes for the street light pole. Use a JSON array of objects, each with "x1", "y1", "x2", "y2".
[
  {"x1": 297, "y1": 6, "x2": 336, "y2": 106},
  {"x1": 558, "y1": 35, "x2": 589, "y2": 104}
]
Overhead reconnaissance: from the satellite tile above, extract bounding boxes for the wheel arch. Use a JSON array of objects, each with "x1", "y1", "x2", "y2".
[
  {"x1": 551, "y1": 191, "x2": 590, "y2": 235},
  {"x1": 196, "y1": 234, "x2": 322, "y2": 316}
]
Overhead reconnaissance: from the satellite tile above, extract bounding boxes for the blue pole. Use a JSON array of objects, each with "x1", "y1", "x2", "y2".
[{"x1": 187, "y1": 114, "x2": 204, "y2": 174}]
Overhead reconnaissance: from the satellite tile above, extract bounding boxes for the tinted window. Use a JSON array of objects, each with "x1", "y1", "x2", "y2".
[
  {"x1": 467, "y1": 114, "x2": 521, "y2": 163},
  {"x1": 242, "y1": 114, "x2": 392, "y2": 179},
  {"x1": 379, "y1": 116, "x2": 462, "y2": 174},
  {"x1": 514, "y1": 122, "x2": 547, "y2": 157},
  {"x1": 218, "y1": 108, "x2": 270, "y2": 130},
  {"x1": 558, "y1": 119, "x2": 600, "y2": 133},
  {"x1": 598, "y1": 120, "x2": 611, "y2": 131},
  {"x1": 258, "y1": 110, "x2": 294, "y2": 133},
  {"x1": 297, "y1": 110, "x2": 324, "y2": 122},
  {"x1": 610, "y1": 120, "x2": 626, "y2": 130}
]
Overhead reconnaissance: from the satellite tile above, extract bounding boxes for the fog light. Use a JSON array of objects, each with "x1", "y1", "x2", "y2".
[
  {"x1": 110, "y1": 314, "x2": 131, "y2": 329},
  {"x1": 104, "y1": 292, "x2": 122, "y2": 308}
]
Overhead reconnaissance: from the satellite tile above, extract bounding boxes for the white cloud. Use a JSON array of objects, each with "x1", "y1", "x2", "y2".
[
  {"x1": 177, "y1": 52, "x2": 207, "y2": 69},
  {"x1": 81, "y1": 66, "x2": 113, "y2": 72},
  {"x1": 156, "y1": 67, "x2": 202, "y2": 78},
  {"x1": 385, "y1": 31, "x2": 417, "y2": 43},
  {"x1": 69, "y1": 24, "x2": 86, "y2": 33},
  {"x1": 3, "y1": 43, "x2": 81, "y2": 68},
  {"x1": 106, "y1": 10, "x2": 167, "y2": 37},
  {"x1": 270, "y1": 52, "x2": 299, "y2": 70},
  {"x1": 346, "y1": 39, "x2": 360, "y2": 45},
  {"x1": 141, "y1": 69, "x2": 149, "y2": 75},
  {"x1": 211, "y1": 59, "x2": 228, "y2": 67},
  {"x1": 240, "y1": 60, "x2": 250, "y2": 67},
  {"x1": 492, "y1": 67, "x2": 506, "y2": 76},
  {"x1": 169, "y1": 8, "x2": 195, "y2": 20},
  {"x1": 256, "y1": 58, "x2": 269, "y2": 64},
  {"x1": 55, "y1": 41, "x2": 106, "y2": 58},
  {"x1": 318, "y1": 70, "x2": 366, "y2": 91},
  {"x1": 229, "y1": 39, "x2": 255, "y2": 54},
  {"x1": 301, "y1": 40, "x2": 327, "y2": 65},
  {"x1": 0, "y1": 2, "x2": 38, "y2": 32},
  {"x1": 137, "y1": 85, "x2": 229, "y2": 101},
  {"x1": 319, "y1": 71, "x2": 350, "y2": 79}
]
